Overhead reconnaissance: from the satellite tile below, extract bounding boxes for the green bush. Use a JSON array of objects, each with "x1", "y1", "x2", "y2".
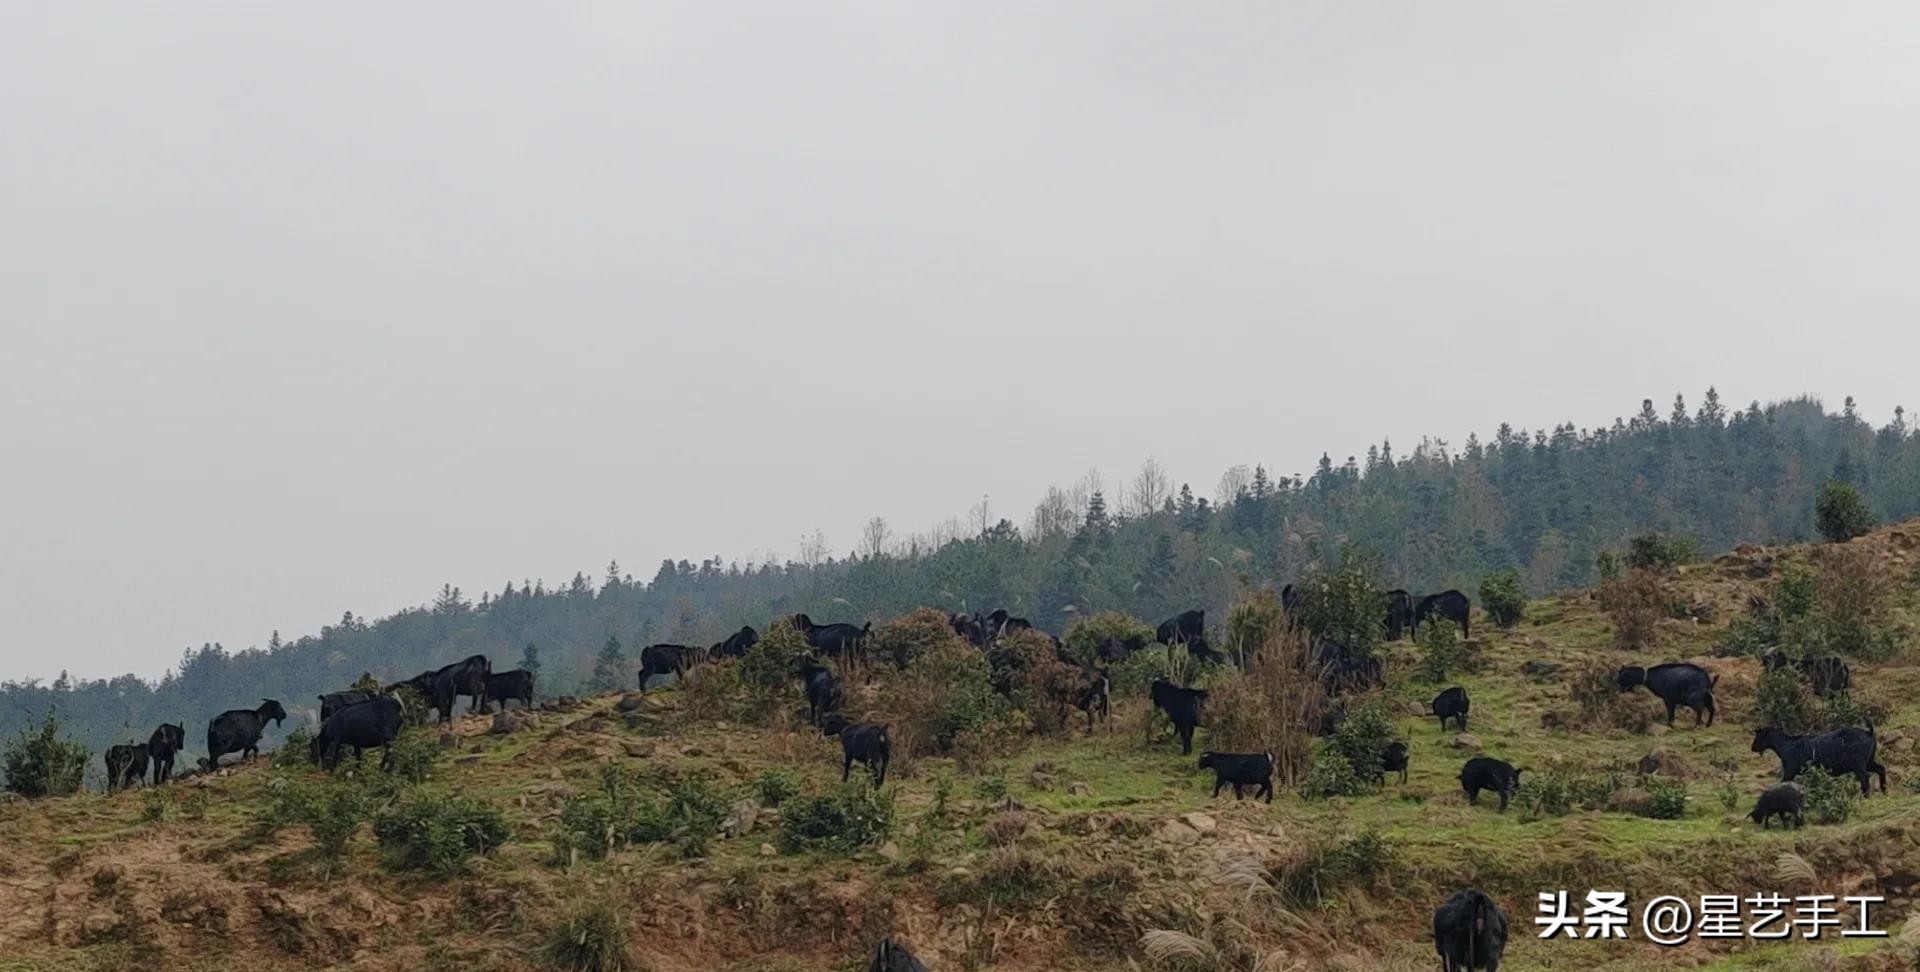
[
  {"x1": 779, "y1": 784, "x2": 895, "y2": 853},
  {"x1": 1478, "y1": 569, "x2": 1527, "y2": 629},
  {"x1": 1061, "y1": 611, "x2": 1157, "y2": 668},
  {"x1": 382, "y1": 729, "x2": 441, "y2": 786},
  {"x1": 867, "y1": 608, "x2": 970, "y2": 669},
  {"x1": 541, "y1": 899, "x2": 635, "y2": 972},
  {"x1": 1107, "y1": 645, "x2": 1170, "y2": 699},
  {"x1": 1626, "y1": 533, "x2": 1698, "y2": 572},
  {"x1": 1642, "y1": 779, "x2": 1688, "y2": 819},
  {"x1": 888, "y1": 642, "x2": 1014, "y2": 757},
  {"x1": 1415, "y1": 620, "x2": 1469, "y2": 682},
  {"x1": 272, "y1": 727, "x2": 315, "y2": 770},
  {"x1": 1821, "y1": 692, "x2": 1884, "y2": 732},
  {"x1": 1797, "y1": 767, "x2": 1858, "y2": 824},
  {"x1": 754, "y1": 770, "x2": 800, "y2": 808},
  {"x1": 553, "y1": 767, "x2": 733, "y2": 861},
  {"x1": 308, "y1": 779, "x2": 369, "y2": 859},
  {"x1": 1304, "y1": 700, "x2": 1396, "y2": 799},
  {"x1": 739, "y1": 620, "x2": 810, "y2": 696},
  {"x1": 1518, "y1": 768, "x2": 1622, "y2": 816},
  {"x1": 1754, "y1": 669, "x2": 1818, "y2": 734},
  {"x1": 180, "y1": 788, "x2": 211, "y2": 821},
  {"x1": 1814, "y1": 480, "x2": 1875, "y2": 543},
  {"x1": 140, "y1": 788, "x2": 176, "y2": 823},
  {"x1": 373, "y1": 794, "x2": 509, "y2": 875},
  {"x1": 1716, "y1": 614, "x2": 1779, "y2": 657},
  {"x1": 2, "y1": 710, "x2": 89, "y2": 799},
  {"x1": 1275, "y1": 827, "x2": 1393, "y2": 908},
  {"x1": 1286, "y1": 552, "x2": 1385, "y2": 659},
  {"x1": 1594, "y1": 549, "x2": 1622, "y2": 582},
  {"x1": 389, "y1": 684, "x2": 432, "y2": 728},
  {"x1": 1775, "y1": 565, "x2": 1817, "y2": 620},
  {"x1": 1220, "y1": 593, "x2": 1288, "y2": 666},
  {"x1": 973, "y1": 775, "x2": 1008, "y2": 802}
]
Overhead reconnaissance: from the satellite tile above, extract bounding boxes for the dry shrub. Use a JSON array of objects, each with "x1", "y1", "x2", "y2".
[
  {"x1": 1203, "y1": 628, "x2": 1328, "y2": 787},
  {"x1": 1063, "y1": 611, "x2": 1155, "y2": 665},
  {"x1": 1222, "y1": 592, "x2": 1288, "y2": 668},
  {"x1": 874, "y1": 641, "x2": 1017, "y2": 764},
  {"x1": 680, "y1": 660, "x2": 743, "y2": 722},
  {"x1": 1598, "y1": 569, "x2": 1664, "y2": 650},
  {"x1": 984, "y1": 808, "x2": 1031, "y2": 846},
  {"x1": 1806, "y1": 545, "x2": 1899, "y2": 661},
  {"x1": 867, "y1": 608, "x2": 970, "y2": 669},
  {"x1": 1569, "y1": 658, "x2": 1650, "y2": 733}
]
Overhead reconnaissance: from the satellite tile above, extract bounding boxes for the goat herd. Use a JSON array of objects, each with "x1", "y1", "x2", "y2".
[{"x1": 93, "y1": 586, "x2": 1895, "y2": 972}]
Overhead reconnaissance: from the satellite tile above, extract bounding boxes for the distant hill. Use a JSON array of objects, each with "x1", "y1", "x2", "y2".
[{"x1": 5, "y1": 389, "x2": 1916, "y2": 764}]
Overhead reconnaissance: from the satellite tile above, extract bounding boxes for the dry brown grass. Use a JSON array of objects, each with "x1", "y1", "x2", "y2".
[{"x1": 1204, "y1": 630, "x2": 1329, "y2": 786}]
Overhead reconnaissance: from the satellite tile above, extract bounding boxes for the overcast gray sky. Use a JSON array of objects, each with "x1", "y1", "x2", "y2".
[{"x1": 4, "y1": 3, "x2": 1918, "y2": 681}]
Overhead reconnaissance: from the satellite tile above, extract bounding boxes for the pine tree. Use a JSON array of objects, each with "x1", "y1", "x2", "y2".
[
  {"x1": 1670, "y1": 393, "x2": 1691, "y2": 427},
  {"x1": 589, "y1": 635, "x2": 626, "y2": 692},
  {"x1": 1697, "y1": 386, "x2": 1726, "y2": 428},
  {"x1": 1141, "y1": 533, "x2": 1177, "y2": 596},
  {"x1": 519, "y1": 643, "x2": 541, "y2": 674},
  {"x1": 1081, "y1": 491, "x2": 1109, "y2": 536},
  {"x1": 604, "y1": 560, "x2": 624, "y2": 592}
]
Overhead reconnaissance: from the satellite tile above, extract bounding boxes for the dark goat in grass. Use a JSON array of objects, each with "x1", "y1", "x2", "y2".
[
  {"x1": 1149, "y1": 678, "x2": 1207, "y2": 755},
  {"x1": 1433, "y1": 887, "x2": 1507, "y2": 971},
  {"x1": 1432, "y1": 686, "x2": 1470, "y2": 731},
  {"x1": 1198, "y1": 751, "x2": 1274, "y2": 802},
  {"x1": 1459, "y1": 757, "x2": 1522, "y2": 812},
  {"x1": 796, "y1": 660, "x2": 843, "y2": 727},
  {"x1": 1749, "y1": 782, "x2": 1805, "y2": 829},
  {"x1": 1617, "y1": 663, "x2": 1717, "y2": 727},
  {"x1": 1379, "y1": 741, "x2": 1409, "y2": 785},
  {"x1": 820, "y1": 714, "x2": 890, "y2": 787},
  {"x1": 1751, "y1": 725, "x2": 1887, "y2": 797}
]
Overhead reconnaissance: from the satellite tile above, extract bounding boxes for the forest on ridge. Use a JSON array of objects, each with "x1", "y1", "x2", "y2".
[{"x1": 7, "y1": 390, "x2": 1918, "y2": 763}]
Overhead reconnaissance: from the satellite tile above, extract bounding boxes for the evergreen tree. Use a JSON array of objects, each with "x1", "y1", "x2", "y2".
[
  {"x1": 1081, "y1": 491, "x2": 1109, "y2": 538},
  {"x1": 589, "y1": 635, "x2": 626, "y2": 692},
  {"x1": 1697, "y1": 386, "x2": 1726, "y2": 428},
  {"x1": 1141, "y1": 533, "x2": 1177, "y2": 597},
  {"x1": 519, "y1": 643, "x2": 541, "y2": 674}
]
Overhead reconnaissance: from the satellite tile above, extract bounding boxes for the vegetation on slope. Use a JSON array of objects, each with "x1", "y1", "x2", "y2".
[{"x1": 3, "y1": 520, "x2": 1919, "y2": 971}]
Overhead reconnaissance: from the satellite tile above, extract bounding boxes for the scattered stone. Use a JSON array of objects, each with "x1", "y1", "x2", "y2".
[
  {"x1": 1028, "y1": 770, "x2": 1056, "y2": 791},
  {"x1": 616, "y1": 694, "x2": 647, "y2": 713},
  {"x1": 490, "y1": 712, "x2": 521, "y2": 735},
  {"x1": 623, "y1": 741, "x2": 655, "y2": 759},
  {"x1": 456, "y1": 754, "x2": 484, "y2": 765},
  {"x1": 1607, "y1": 788, "x2": 1653, "y2": 815},
  {"x1": 876, "y1": 840, "x2": 902, "y2": 862},
  {"x1": 759, "y1": 843, "x2": 778, "y2": 857},
  {"x1": 1449, "y1": 733, "x2": 1482, "y2": 751},
  {"x1": 438, "y1": 732, "x2": 459, "y2": 749},
  {"x1": 683, "y1": 746, "x2": 705, "y2": 758},
  {"x1": 483, "y1": 701, "x2": 501, "y2": 715},
  {"x1": 1521, "y1": 660, "x2": 1561, "y2": 681},
  {"x1": 623, "y1": 713, "x2": 647, "y2": 730},
  {"x1": 1067, "y1": 781, "x2": 1093, "y2": 797},
  {"x1": 1179, "y1": 812, "x2": 1217, "y2": 834},
  {"x1": 1155, "y1": 819, "x2": 1201, "y2": 845},
  {"x1": 720, "y1": 801, "x2": 759, "y2": 838}
]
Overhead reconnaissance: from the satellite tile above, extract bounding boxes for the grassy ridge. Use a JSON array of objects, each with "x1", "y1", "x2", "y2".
[{"x1": 3, "y1": 526, "x2": 1919, "y2": 971}]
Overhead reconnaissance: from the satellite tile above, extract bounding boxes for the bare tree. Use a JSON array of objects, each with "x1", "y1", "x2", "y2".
[
  {"x1": 798, "y1": 529, "x2": 830, "y2": 567},
  {"x1": 859, "y1": 516, "x2": 892, "y2": 559},
  {"x1": 969, "y1": 495, "x2": 994, "y2": 536},
  {"x1": 1028, "y1": 486, "x2": 1078, "y2": 541},
  {"x1": 1124, "y1": 457, "x2": 1172, "y2": 517},
  {"x1": 1215, "y1": 464, "x2": 1252, "y2": 505}
]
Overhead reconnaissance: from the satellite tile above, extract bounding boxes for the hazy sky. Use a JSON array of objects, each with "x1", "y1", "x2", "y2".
[{"x1": 4, "y1": 3, "x2": 1918, "y2": 681}]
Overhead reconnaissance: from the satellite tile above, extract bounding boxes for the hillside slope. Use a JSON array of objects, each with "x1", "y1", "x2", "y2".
[{"x1": 4, "y1": 523, "x2": 1920, "y2": 971}]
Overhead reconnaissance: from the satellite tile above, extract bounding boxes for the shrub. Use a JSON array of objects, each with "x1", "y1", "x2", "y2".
[
  {"x1": 754, "y1": 770, "x2": 800, "y2": 808},
  {"x1": 1626, "y1": 533, "x2": 1698, "y2": 572},
  {"x1": 1754, "y1": 670, "x2": 1818, "y2": 734},
  {"x1": 1569, "y1": 659, "x2": 1650, "y2": 733},
  {"x1": 272, "y1": 728, "x2": 315, "y2": 770},
  {"x1": 739, "y1": 620, "x2": 809, "y2": 697},
  {"x1": 1415, "y1": 619, "x2": 1469, "y2": 682},
  {"x1": 1518, "y1": 768, "x2": 1622, "y2": 816},
  {"x1": 973, "y1": 775, "x2": 1008, "y2": 802},
  {"x1": 308, "y1": 779, "x2": 369, "y2": 859},
  {"x1": 1594, "y1": 549, "x2": 1622, "y2": 582},
  {"x1": 1814, "y1": 480, "x2": 1875, "y2": 543},
  {"x1": 1794, "y1": 546, "x2": 1899, "y2": 661},
  {"x1": 1643, "y1": 779, "x2": 1688, "y2": 819},
  {"x1": 1598, "y1": 569, "x2": 1664, "y2": 650},
  {"x1": 778, "y1": 784, "x2": 894, "y2": 853},
  {"x1": 666, "y1": 777, "x2": 731, "y2": 854},
  {"x1": 382, "y1": 729, "x2": 441, "y2": 786},
  {"x1": 1108, "y1": 645, "x2": 1169, "y2": 699},
  {"x1": 867, "y1": 608, "x2": 970, "y2": 669},
  {"x1": 373, "y1": 794, "x2": 509, "y2": 875},
  {"x1": 389, "y1": 684, "x2": 432, "y2": 728},
  {"x1": 1062, "y1": 611, "x2": 1156, "y2": 668},
  {"x1": 1775, "y1": 564, "x2": 1818, "y2": 620},
  {"x1": 140, "y1": 789, "x2": 176, "y2": 823},
  {"x1": 1716, "y1": 614, "x2": 1779, "y2": 657},
  {"x1": 680, "y1": 661, "x2": 743, "y2": 722},
  {"x1": 1820, "y1": 692, "x2": 1885, "y2": 732},
  {"x1": 541, "y1": 900, "x2": 634, "y2": 972},
  {"x1": 1274, "y1": 827, "x2": 1393, "y2": 908},
  {"x1": 1478, "y1": 569, "x2": 1527, "y2": 629},
  {"x1": 1797, "y1": 767, "x2": 1858, "y2": 824},
  {"x1": 1203, "y1": 631, "x2": 1328, "y2": 788},
  {"x1": 1303, "y1": 700, "x2": 1395, "y2": 799},
  {"x1": 1286, "y1": 552, "x2": 1385, "y2": 659},
  {"x1": 2, "y1": 710, "x2": 89, "y2": 799},
  {"x1": 1220, "y1": 593, "x2": 1287, "y2": 667},
  {"x1": 884, "y1": 642, "x2": 1014, "y2": 759},
  {"x1": 180, "y1": 788, "x2": 211, "y2": 821}
]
